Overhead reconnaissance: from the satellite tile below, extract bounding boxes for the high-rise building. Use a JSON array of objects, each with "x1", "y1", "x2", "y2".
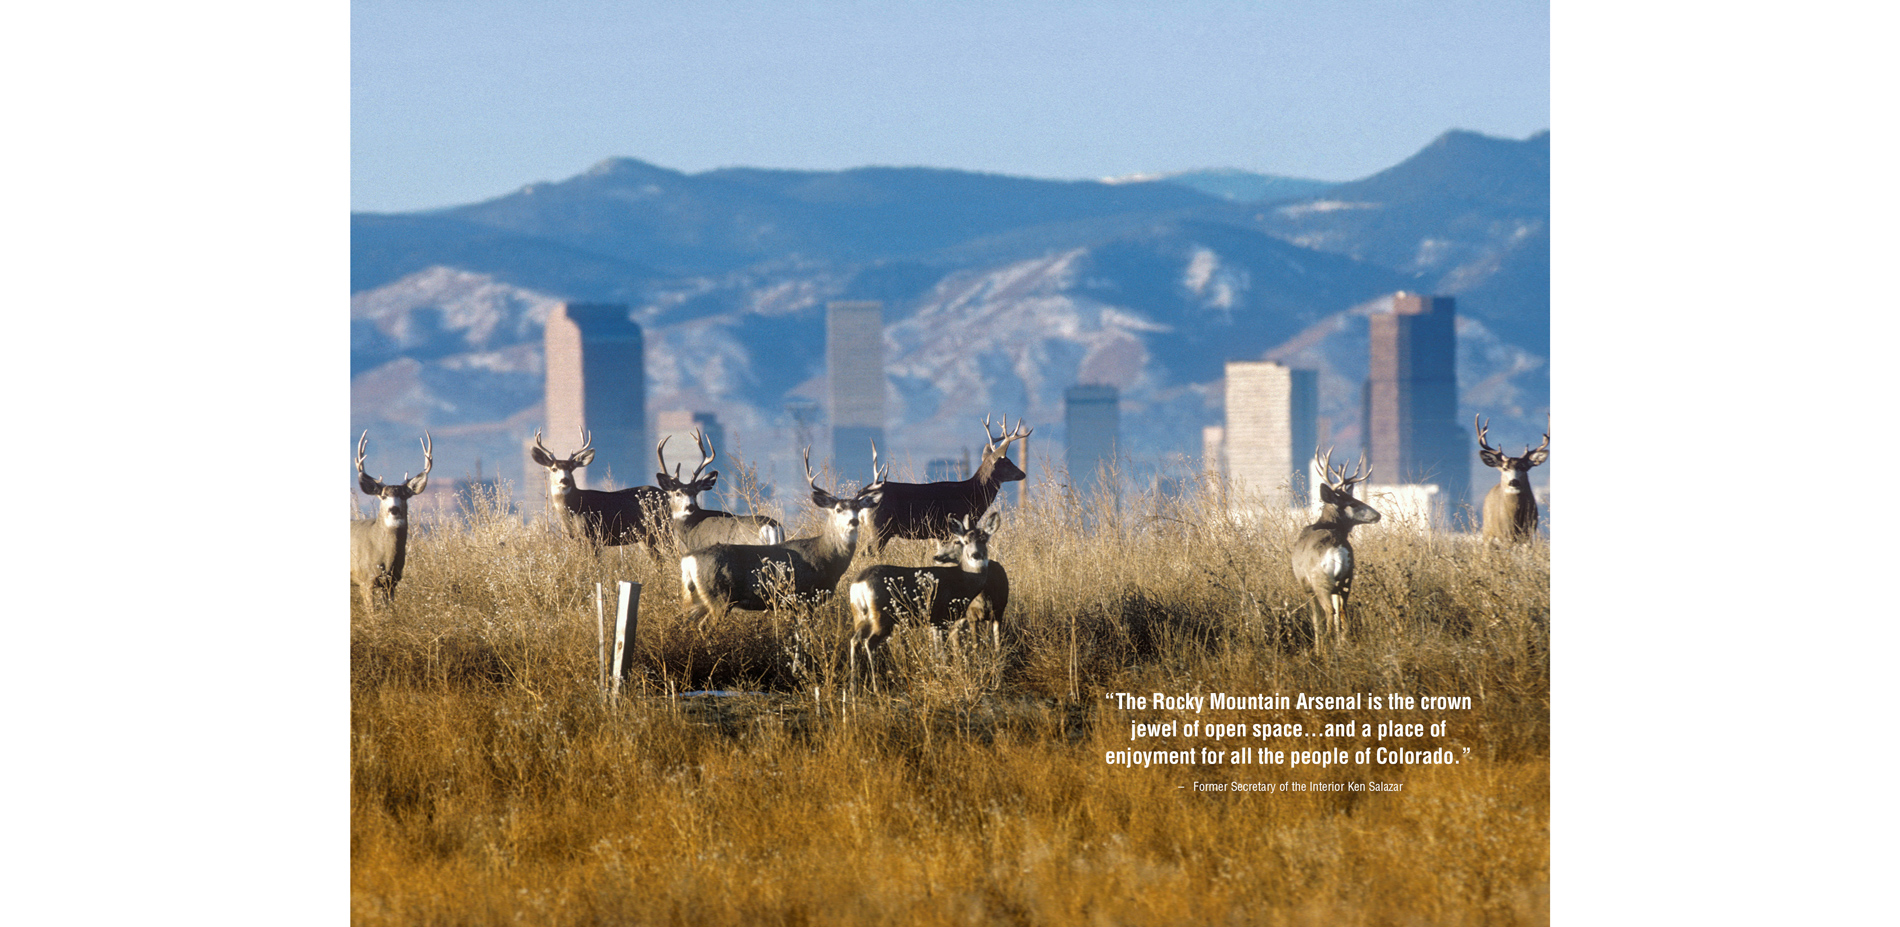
[
  {"x1": 1363, "y1": 292, "x2": 1468, "y2": 513},
  {"x1": 541, "y1": 302, "x2": 646, "y2": 489},
  {"x1": 827, "y1": 301, "x2": 885, "y2": 485},
  {"x1": 1065, "y1": 385, "x2": 1120, "y2": 487},
  {"x1": 1223, "y1": 361, "x2": 1318, "y2": 506}
]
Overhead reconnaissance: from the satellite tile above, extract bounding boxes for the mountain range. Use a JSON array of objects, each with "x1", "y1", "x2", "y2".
[{"x1": 351, "y1": 129, "x2": 1550, "y2": 505}]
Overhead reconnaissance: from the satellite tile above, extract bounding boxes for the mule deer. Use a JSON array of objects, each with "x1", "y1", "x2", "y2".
[
  {"x1": 1289, "y1": 449, "x2": 1381, "y2": 647},
  {"x1": 656, "y1": 428, "x2": 784, "y2": 550},
  {"x1": 864, "y1": 414, "x2": 1031, "y2": 552},
  {"x1": 350, "y1": 431, "x2": 432, "y2": 609},
  {"x1": 1475, "y1": 415, "x2": 1549, "y2": 544},
  {"x1": 678, "y1": 449, "x2": 886, "y2": 629},
  {"x1": 530, "y1": 429, "x2": 668, "y2": 548},
  {"x1": 847, "y1": 512, "x2": 1001, "y2": 689},
  {"x1": 930, "y1": 534, "x2": 1010, "y2": 653}
]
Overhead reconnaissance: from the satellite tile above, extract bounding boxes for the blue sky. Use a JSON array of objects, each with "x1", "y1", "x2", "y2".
[{"x1": 352, "y1": 0, "x2": 1549, "y2": 212}]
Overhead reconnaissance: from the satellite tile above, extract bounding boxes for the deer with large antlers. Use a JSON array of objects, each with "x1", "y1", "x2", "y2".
[
  {"x1": 846, "y1": 511, "x2": 1002, "y2": 690},
  {"x1": 678, "y1": 449, "x2": 886, "y2": 629},
  {"x1": 1476, "y1": 415, "x2": 1549, "y2": 545},
  {"x1": 656, "y1": 428, "x2": 784, "y2": 550},
  {"x1": 350, "y1": 431, "x2": 432, "y2": 609},
  {"x1": 862, "y1": 414, "x2": 1032, "y2": 553},
  {"x1": 530, "y1": 429, "x2": 669, "y2": 548},
  {"x1": 1289, "y1": 448, "x2": 1382, "y2": 648}
]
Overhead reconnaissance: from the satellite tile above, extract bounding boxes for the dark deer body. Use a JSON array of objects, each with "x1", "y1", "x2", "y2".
[
  {"x1": 864, "y1": 415, "x2": 1031, "y2": 552},
  {"x1": 1289, "y1": 450, "x2": 1381, "y2": 647},
  {"x1": 531, "y1": 430, "x2": 668, "y2": 548},
  {"x1": 847, "y1": 512, "x2": 1000, "y2": 687},
  {"x1": 1475, "y1": 416, "x2": 1549, "y2": 544},
  {"x1": 678, "y1": 450, "x2": 885, "y2": 628},
  {"x1": 657, "y1": 429, "x2": 783, "y2": 550},
  {"x1": 350, "y1": 431, "x2": 432, "y2": 609},
  {"x1": 931, "y1": 537, "x2": 1010, "y2": 652}
]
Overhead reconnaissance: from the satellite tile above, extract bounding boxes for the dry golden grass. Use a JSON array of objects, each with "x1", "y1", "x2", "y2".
[{"x1": 353, "y1": 480, "x2": 1549, "y2": 925}]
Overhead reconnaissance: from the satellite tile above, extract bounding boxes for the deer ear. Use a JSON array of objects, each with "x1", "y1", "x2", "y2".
[
  {"x1": 981, "y1": 510, "x2": 1002, "y2": 534},
  {"x1": 530, "y1": 446, "x2": 556, "y2": 467},
  {"x1": 359, "y1": 473, "x2": 383, "y2": 495},
  {"x1": 811, "y1": 488, "x2": 839, "y2": 508},
  {"x1": 405, "y1": 472, "x2": 429, "y2": 495},
  {"x1": 857, "y1": 489, "x2": 883, "y2": 509},
  {"x1": 573, "y1": 449, "x2": 596, "y2": 467},
  {"x1": 1478, "y1": 448, "x2": 1505, "y2": 468},
  {"x1": 1526, "y1": 448, "x2": 1549, "y2": 466}
]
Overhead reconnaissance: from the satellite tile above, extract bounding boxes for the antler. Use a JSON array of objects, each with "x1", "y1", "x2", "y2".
[
  {"x1": 982, "y1": 414, "x2": 1034, "y2": 454},
  {"x1": 533, "y1": 429, "x2": 552, "y2": 459},
  {"x1": 355, "y1": 430, "x2": 384, "y2": 489},
  {"x1": 574, "y1": 428, "x2": 593, "y2": 457},
  {"x1": 656, "y1": 434, "x2": 675, "y2": 484},
  {"x1": 803, "y1": 447, "x2": 821, "y2": 492},
  {"x1": 1474, "y1": 415, "x2": 1498, "y2": 455},
  {"x1": 1525, "y1": 429, "x2": 1550, "y2": 458},
  {"x1": 1313, "y1": 446, "x2": 1370, "y2": 490},
  {"x1": 1338, "y1": 451, "x2": 1370, "y2": 490},
  {"x1": 416, "y1": 432, "x2": 433, "y2": 482},
  {"x1": 868, "y1": 441, "x2": 890, "y2": 488},
  {"x1": 1314, "y1": 446, "x2": 1337, "y2": 486},
  {"x1": 690, "y1": 428, "x2": 715, "y2": 483}
]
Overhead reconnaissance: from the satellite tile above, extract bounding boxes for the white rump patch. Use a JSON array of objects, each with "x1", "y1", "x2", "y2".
[
  {"x1": 1319, "y1": 546, "x2": 1352, "y2": 580},
  {"x1": 680, "y1": 556, "x2": 698, "y2": 590},
  {"x1": 849, "y1": 581, "x2": 875, "y2": 618},
  {"x1": 758, "y1": 525, "x2": 784, "y2": 545}
]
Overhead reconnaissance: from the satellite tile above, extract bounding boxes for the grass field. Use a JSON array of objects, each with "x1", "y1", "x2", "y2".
[{"x1": 352, "y1": 479, "x2": 1549, "y2": 925}]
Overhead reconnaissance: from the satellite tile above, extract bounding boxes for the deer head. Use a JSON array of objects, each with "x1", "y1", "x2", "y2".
[
  {"x1": 938, "y1": 511, "x2": 1000, "y2": 571},
  {"x1": 975, "y1": 414, "x2": 1034, "y2": 483},
  {"x1": 1475, "y1": 415, "x2": 1549, "y2": 487},
  {"x1": 1313, "y1": 447, "x2": 1380, "y2": 526},
  {"x1": 806, "y1": 447, "x2": 887, "y2": 534},
  {"x1": 530, "y1": 429, "x2": 595, "y2": 498},
  {"x1": 656, "y1": 428, "x2": 720, "y2": 517},
  {"x1": 356, "y1": 430, "x2": 432, "y2": 527}
]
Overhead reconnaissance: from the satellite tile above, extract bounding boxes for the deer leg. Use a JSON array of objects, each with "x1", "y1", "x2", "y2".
[{"x1": 1329, "y1": 593, "x2": 1348, "y2": 644}]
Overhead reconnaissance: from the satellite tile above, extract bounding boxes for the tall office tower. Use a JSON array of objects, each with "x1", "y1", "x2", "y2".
[
  {"x1": 1064, "y1": 385, "x2": 1120, "y2": 487},
  {"x1": 544, "y1": 302, "x2": 646, "y2": 489},
  {"x1": 1224, "y1": 361, "x2": 1318, "y2": 506},
  {"x1": 827, "y1": 301, "x2": 885, "y2": 485},
  {"x1": 1363, "y1": 292, "x2": 1468, "y2": 511}
]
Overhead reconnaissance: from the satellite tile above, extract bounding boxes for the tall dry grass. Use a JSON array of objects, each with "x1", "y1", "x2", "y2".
[{"x1": 353, "y1": 478, "x2": 1549, "y2": 925}]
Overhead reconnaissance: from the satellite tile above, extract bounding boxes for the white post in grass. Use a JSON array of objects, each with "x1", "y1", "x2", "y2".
[
  {"x1": 595, "y1": 583, "x2": 606, "y2": 691},
  {"x1": 611, "y1": 581, "x2": 641, "y2": 699}
]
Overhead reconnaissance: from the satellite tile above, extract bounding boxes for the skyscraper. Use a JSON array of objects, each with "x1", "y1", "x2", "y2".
[
  {"x1": 827, "y1": 301, "x2": 885, "y2": 485},
  {"x1": 1363, "y1": 292, "x2": 1468, "y2": 513},
  {"x1": 1223, "y1": 361, "x2": 1318, "y2": 506},
  {"x1": 1064, "y1": 385, "x2": 1120, "y2": 488},
  {"x1": 542, "y1": 302, "x2": 646, "y2": 489}
]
